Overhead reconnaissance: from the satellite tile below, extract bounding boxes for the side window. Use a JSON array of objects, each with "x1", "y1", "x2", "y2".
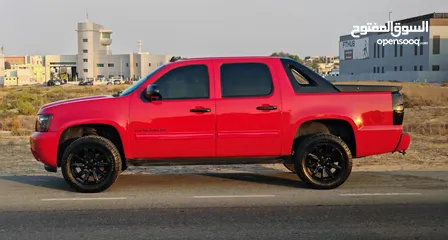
[
  {"x1": 220, "y1": 63, "x2": 273, "y2": 98},
  {"x1": 154, "y1": 64, "x2": 209, "y2": 99},
  {"x1": 291, "y1": 68, "x2": 310, "y2": 85}
]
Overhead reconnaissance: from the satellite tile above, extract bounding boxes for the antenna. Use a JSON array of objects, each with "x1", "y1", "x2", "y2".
[
  {"x1": 138, "y1": 40, "x2": 142, "y2": 53},
  {"x1": 86, "y1": 9, "x2": 89, "y2": 20}
]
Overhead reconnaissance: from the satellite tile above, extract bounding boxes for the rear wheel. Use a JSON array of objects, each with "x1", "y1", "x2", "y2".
[
  {"x1": 294, "y1": 133, "x2": 352, "y2": 189},
  {"x1": 61, "y1": 135, "x2": 121, "y2": 193}
]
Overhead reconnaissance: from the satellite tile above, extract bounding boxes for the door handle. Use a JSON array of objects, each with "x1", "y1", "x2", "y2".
[
  {"x1": 190, "y1": 108, "x2": 211, "y2": 113},
  {"x1": 256, "y1": 105, "x2": 277, "y2": 111}
]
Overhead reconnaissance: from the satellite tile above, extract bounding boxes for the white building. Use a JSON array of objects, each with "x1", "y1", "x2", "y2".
[
  {"x1": 0, "y1": 46, "x2": 4, "y2": 86},
  {"x1": 45, "y1": 18, "x2": 172, "y2": 82}
]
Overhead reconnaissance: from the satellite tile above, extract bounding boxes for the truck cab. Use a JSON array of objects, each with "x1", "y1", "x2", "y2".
[{"x1": 30, "y1": 56, "x2": 410, "y2": 193}]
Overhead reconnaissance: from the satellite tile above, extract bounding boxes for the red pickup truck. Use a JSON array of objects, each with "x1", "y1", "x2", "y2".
[{"x1": 30, "y1": 56, "x2": 410, "y2": 193}]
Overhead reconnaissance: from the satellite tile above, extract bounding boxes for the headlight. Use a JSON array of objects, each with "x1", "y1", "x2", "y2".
[{"x1": 35, "y1": 114, "x2": 53, "y2": 132}]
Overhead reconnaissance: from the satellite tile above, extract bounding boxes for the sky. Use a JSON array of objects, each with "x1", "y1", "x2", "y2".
[{"x1": 1, "y1": 0, "x2": 447, "y2": 58}]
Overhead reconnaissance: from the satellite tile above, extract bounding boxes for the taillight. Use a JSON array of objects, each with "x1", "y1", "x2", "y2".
[{"x1": 392, "y1": 92, "x2": 404, "y2": 125}]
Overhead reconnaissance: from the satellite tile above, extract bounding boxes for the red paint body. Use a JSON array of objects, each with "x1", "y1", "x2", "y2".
[{"x1": 30, "y1": 57, "x2": 410, "y2": 168}]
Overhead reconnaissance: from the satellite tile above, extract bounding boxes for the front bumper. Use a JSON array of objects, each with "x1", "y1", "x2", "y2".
[
  {"x1": 393, "y1": 131, "x2": 411, "y2": 154},
  {"x1": 30, "y1": 132, "x2": 59, "y2": 168}
]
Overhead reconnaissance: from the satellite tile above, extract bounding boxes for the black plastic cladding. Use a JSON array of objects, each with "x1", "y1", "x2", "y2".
[{"x1": 279, "y1": 58, "x2": 340, "y2": 93}]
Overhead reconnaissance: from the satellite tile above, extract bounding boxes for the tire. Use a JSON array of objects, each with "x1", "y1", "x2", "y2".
[
  {"x1": 283, "y1": 163, "x2": 296, "y2": 173},
  {"x1": 294, "y1": 133, "x2": 352, "y2": 189},
  {"x1": 61, "y1": 135, "x2": 122, "y2": 193}
]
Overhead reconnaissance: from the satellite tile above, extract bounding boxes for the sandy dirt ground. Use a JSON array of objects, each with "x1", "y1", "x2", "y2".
[{"x1": 0, "y1": 136, "x2": 446, "y2": 177}]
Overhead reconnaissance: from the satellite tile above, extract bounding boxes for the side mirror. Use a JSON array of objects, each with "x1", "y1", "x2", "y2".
[{"x1": 145, "y1": 84, "x2": 162, "y2": 101}]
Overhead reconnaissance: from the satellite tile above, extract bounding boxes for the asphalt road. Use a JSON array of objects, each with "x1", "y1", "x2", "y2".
[{"x1": 0, "y1": 170, "x2": 447, "y2": 239}]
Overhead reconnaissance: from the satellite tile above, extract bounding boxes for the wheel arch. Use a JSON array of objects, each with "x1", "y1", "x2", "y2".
[
  {"x1": 291, "y1": 117, "x2": 358, "y2": 158},
  {"x1": 57, "y1": 123, "x2": 129, "y2": 170}
]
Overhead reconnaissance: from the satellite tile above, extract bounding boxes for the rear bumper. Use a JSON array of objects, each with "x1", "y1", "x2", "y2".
[
  {"x1": 30, "y1": 132, "x2": 59, "y2": 167},
  {"x1": 393, "y1": 132, "x2": 411, "y2": 153}
]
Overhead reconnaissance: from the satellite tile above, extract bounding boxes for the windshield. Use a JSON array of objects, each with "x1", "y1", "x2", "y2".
[{"x1": 119, "y1": 65, "x2": 166, "y2": 97}]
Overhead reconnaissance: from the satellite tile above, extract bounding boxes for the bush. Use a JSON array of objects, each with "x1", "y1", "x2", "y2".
[
  {"x1": 16, "y1": 100, "x2": 36, "y2": 115},
  {"x1": 11, "y1": 128, "x2": 32, "y2": 136}
]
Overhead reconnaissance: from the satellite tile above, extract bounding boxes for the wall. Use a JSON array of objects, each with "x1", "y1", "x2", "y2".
[
  {"x1": 95, "y1": 54, "x2": 130, "y2": 78},
  {"x1": 429, "y1": 19, "x2": 448, "y2": 71},
  {"x1": 4, "y1": 56, "x2": 25, "y2": 66},
  {"x1": 44, "y1": 55, "x2": 77, "y2": 81}
]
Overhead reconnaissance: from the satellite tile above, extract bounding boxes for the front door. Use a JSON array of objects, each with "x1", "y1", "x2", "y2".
[
  {"x1": 129, "y1": 62, "x2": 216, "y2": 159},
  {"x1": 213, "y1": 59, "x2": 283, "y2": 157}
]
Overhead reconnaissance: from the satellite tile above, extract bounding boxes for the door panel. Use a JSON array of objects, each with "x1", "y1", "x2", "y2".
[
  {"x1": 129, "y1": 62, "x2": 216, "y2": 159},
  {"x1": 214, "y1": 60, "x2": 283, "y2": 157}
]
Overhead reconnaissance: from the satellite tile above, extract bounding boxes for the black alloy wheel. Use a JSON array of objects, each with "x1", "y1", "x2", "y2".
[
  {"x1": 70, "y1": 147, "x2": 112, "y2": 185},
  {"x1": 61, "y1": 135, "x2": 121, "y2": 193},
  {"x1": 294, "y1": 133, "x2": 352, "y2": 189}
]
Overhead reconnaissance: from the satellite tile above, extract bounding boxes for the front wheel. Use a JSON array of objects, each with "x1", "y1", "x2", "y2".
[
  {"x1": 61, "y1": 135, "x2": 122, "y2": 193},
  {"x1": 294, "y1": 133, "x2": 353, "y2": 189}
]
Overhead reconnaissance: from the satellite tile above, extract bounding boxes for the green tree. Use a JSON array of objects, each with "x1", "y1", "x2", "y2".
[
  {"x1": 270, "y1": 52, "x2": 304, "y2": 64},
  {"x1": 169, "y1": 56, "x2": 183, "y2": 62}
]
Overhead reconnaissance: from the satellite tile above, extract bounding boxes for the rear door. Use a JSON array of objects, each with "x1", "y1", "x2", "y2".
[{"x1": 213, "y1": 59, "x2": 283, "y2": 157}]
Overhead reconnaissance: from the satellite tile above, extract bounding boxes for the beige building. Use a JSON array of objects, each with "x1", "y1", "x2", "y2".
[
  {"x1": 0, "y1": 47, "x2": 4, "y2": 86},
  {"x1": 74, "y1": 18, "x2": 172, "y2": 81},
  {"x1": 2, "y1": 18, "x2": 173, "y2": 86}
]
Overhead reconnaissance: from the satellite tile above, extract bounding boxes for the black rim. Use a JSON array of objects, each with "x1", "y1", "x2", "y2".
[
  {"x1": 70, "y1": 147, "x2": 113, "y2": 185},
  {"x1": 304, "y1": 142, "x2": 345, "y2": 183}
]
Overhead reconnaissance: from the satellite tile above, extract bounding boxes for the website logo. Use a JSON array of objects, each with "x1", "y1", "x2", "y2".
[{"x1": 350, "y1": 20, "x2": 429, "y2": 46}]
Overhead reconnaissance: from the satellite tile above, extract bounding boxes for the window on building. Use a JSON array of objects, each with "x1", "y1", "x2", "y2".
[
  {"x1": 373, "y1": 66, "x2": 376, "y2": 73},
  {"x1": 220, "y1": 63, "x2": 273, "y2": 98},
  {"x1": 400, "y1": 66, "x2": 403, "y2": 71},
  {"x1": 148, "y1": 63, "x2": 152, "y2": 67},
  {"x1": 101, "y1": 33, "x2": 111, "y2": 39},
  {"x1": 394, "y1": 66, "x2": 397, "y2": 71},
  {"x1": 83, "y1": 59, "x2": 88, "y2": 62},
  {"x1": 433, "y1": 35, "x2": 440, "y2": 55},
  {"x1": 420, "y1": 37, "x2": 424, "y2": 55},
  {"x1": 382, "y1": 66, "x2": 384, "y2": 73},
  {"x1": 414, "y1": 38, "x2": 418, "y2": 55},
  {"x1": 154, "y1": 64, "x2": 209, "y2": 99},
  {"x1": 83, "y1": 69, "x2": 88, "y2": 73},
  {"x1": 97, "y1": 64, "x2": 104, "y2": 67},
  {"x1": 372, "y1": 44, "x2": 376, "y2": 58},
  {"x1": 400, "y1": 45, "x2": 403, "y2": 56},
  {"x1": 420, "y1": 65, "x2": 423, "y2": 71},
  {"x1": 83, "y1": 39, "x2": 88, "y2": 42},
  {"x1": 377, "y1": 66, "x2": 380, "y2": 73},
  {"x1": 394, "y1": 43, "x2": 398, "y2": 57},
  {"x1": 136, "y1": 63, "x2": 139, "y2": 67},
  {"x1": 377, "y1": 43, "x2": 380, "y2": 58},
  {"x1": 126, "y1": 63, "x2": 129, "y2": 67},
  {"x1": 382, "y1": 45, "x2": 385, "y2": 58},
  {"x1": 108, "y1": 63, "x2": 114, "y2": 67},
  {"x1": 432, "y1": 65, "x2": 440, "y2": 71},
  {"x1": 414, "y1": 66, "x2": 417, "y2": 71},
  {"x1": 83, "y1": 49, "x2": 88, "y2": 53}
]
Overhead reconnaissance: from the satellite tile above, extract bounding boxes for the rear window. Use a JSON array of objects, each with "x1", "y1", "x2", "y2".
[{"x1": 220, "y1": 63, "x2": 273, "y2": 98}]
